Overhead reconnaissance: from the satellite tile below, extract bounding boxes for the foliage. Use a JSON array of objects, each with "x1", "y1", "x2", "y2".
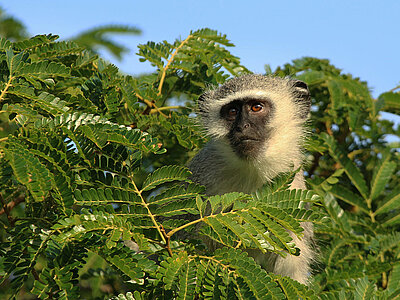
[
  {"x1": 0, "y1": 25, "x2": 399, "y2": 300},
  {"x1": 273, "y1": 58, "x2": 400, "y2": 298},
  {"x1": 0, "y1": 6, "x2": 141, "y2": 60},
  {"x1": 71, "y1": 25, "x2": 142, "y2": 60},
  {"x1": 0, "y1": 7, "x2": 28, "y2": 41}
]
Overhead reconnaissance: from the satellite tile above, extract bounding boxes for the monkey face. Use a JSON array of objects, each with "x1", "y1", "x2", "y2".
[
  {"x1": 220, "y1": 98, "x2": 273, "y2": 159},
  {"x1": 197, "y1": 75, "x2": 311, "y2": 167}
]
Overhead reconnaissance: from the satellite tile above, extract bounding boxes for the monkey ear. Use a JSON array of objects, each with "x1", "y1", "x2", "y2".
[{"x1": 291, "y1": 80, "x2": 311, "y2": 118}]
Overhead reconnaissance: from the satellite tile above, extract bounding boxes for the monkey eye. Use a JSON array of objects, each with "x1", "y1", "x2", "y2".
[
  {"x1": 228, "y1": 107, "x2": 238, "y2": 117},
  {"x1": 250, "y1": 103, "x2": 263, "y2": 112}
]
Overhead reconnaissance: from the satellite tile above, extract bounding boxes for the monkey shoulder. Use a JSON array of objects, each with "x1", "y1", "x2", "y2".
[{"x1": 188, "y1": 143, "x2": 225, "y2": 191}]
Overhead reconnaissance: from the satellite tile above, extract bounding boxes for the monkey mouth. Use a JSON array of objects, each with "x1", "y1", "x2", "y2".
[
  {"x1": 239, "y1": 138, "x2": 259, "y2": 142},
  {"x1": 230, "y1": 137, "x2": 263, "y2": 159},
  {"x1": 230, "y1": 137, "x2": 261, "y2": 147},
  {"x1": 236, "y1": 137, "x2": 260, "y2": 144}
]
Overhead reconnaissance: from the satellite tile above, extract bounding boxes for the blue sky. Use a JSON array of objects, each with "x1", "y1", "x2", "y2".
[{"x1": 3, "y1": 1, "x2": 399, "y2": 100}]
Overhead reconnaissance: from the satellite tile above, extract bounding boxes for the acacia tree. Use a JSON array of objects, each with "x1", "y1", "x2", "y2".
[{"x1": 0, "y1": 29, "x2": 399, "y2": 299}]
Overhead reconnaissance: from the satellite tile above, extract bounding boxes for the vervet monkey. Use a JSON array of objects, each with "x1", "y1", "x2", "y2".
[{"x1": 188, "y1": 74, "x2": 313, "y2": 284}]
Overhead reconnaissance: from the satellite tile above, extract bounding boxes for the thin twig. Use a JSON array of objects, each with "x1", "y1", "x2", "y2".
[
  {"x1": 157, "y1": 34, "x2": 192, "y2": 96},
  {"x1": 135, "y1": 92, "x2": 168, "y2": 117},
  {"x1": 388, "y1": 85, "x2": 400, "y2": 93},
  {"x1": 160, "y1": 224, "x2": 173, "y2": 257},
  {"x1": 149, "y1": 105, "x2": 183, "y2": 114}
]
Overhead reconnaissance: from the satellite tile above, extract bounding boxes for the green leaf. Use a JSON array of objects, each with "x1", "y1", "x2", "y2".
[
  {"x1": 111, "y1": 292, "x2": 140, "y2": 300},
  {"x1": 387, "y1": 264, "x2": 400, "y2": 293},
  {"x1": 157, "y1": 251, "x2": 188, "y2": 290},
  {"x1": 104, "y1": 251, "x2": 156, "y2": 282},
  {"x1": 4, "y1": 140, "x2": 53, "y2": 202},
  {"x1": 375, "y1": 186, "x2": 400, "y2": 216},
  {"x1": 254, "y1": 172, "x2": 296, "y2": 197},
  {"x1": 80, "y1": 124, "x2": 165, "y2": 154},
  {"x1": 148, "y1": 183, "x2": 204, "y2": 205},
  {"x1": 214, "y1": 248, "x2": 284, "y2": 299},
  {"x1": 31, "y1": 40, "x2": 83, "y2": 58},
  {"x1": 191, "y1": 28, "x2": 235, "y2": 46},
  {"x1": 327, "y1": 79, "x2": 345, "y2": 113},
  {"x1": 74, "y1": 188, "x2": 140, "y2": 205},
  {"x1": 329, "y1": 184, "x2": 369, "y2": 214},
  {"x1": 253, "y1": 189, "x2": 318, "y2": 210},
  {"x1": 0, "y1": 37, "x2": 12, "y2": 50},
  {"x1": 35, "y1": 112, "x2": 108, "y2": 130},
  {"x1": 202, "y1": 200, "x2": 303, "y2": 254},
  {"x1": 370, "y1": 150, "x2": 396, "y2": 201},
  {"x1": 274, "y1": 276, "x2": 315, "y2": 300},
  {"x1": 379, "y1": 91, "x2": 400, "y2": 114},
  {"x1": 370, "y1": 232, "x2": 400, "y2": 255},
  {"x1": 141, "y1": 165, "x2": 191, "y2": 191},
  {"x1": 322, "y1": 133, "x2": 369, "y2": 200},
  {"x1": 177, "y1": 259, "x2": 196, "y2": 300},
  {"x1": 208, "y1": 192, "x2": 250, "y2": 214},
  {"x1": 53, "y1": 211, "x2": 150, "y2": 250},
  {"x1": 296, "y1": 70, "x2": 326, "y2": 85},
  {"x1": 353, "y1": 277, "x2": 376, "y2": 300},
  {"x1": 323, "y1": 193, "x2": 351, "y2": 233},
  {"x1": 13, "y1": 34, "x2": 59, "y2": 50},
  {"x1": 5, "y1": 48, "x2": 27, "y2": 75},
  {"x1": 72, "y1": 25, "x2": 141, "y2": 60},
  {"x1": 8, "y1": 89, "x2": 71, "y2": 115},
  {"x1": 19, "y1": 60, "x2": 70, "y2": 76},
  {"x1": 154, "y1": 197, "x2": 198, "y2": 217}
]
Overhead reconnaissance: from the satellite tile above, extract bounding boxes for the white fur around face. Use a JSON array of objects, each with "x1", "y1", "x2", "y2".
[{"x1": 202, "y1": 88, "x2": 306, "y2": 186}]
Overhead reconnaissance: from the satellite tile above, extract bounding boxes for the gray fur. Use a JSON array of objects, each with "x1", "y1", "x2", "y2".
[{"x1": 189, "y1": 74, "x2": 313, "y2": 284}]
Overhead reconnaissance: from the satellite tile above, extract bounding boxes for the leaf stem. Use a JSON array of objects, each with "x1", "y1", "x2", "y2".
[
  {"x1": 129, "y1": 174, "x2": 167, "y2": 245},
  {"x1": 369, "y1": 210, "x2": 376, "y2": 223},
  {"x1": 365, "y1": 197, "x2": 376, "y2": 223},
  {"x1": 157, "y1": 34, "x2": 192, "y2": 96},
  {"x1": 0, "y1": 75, "x2": 13, "y2": 103},
  {"x1": 167, "y1": 217, "x2": 204, "y2": 238},
  {"x1": 193, "y1": 255, "x2": 230, "y2": 271}
]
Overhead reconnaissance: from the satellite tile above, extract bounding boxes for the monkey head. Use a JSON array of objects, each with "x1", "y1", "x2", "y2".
[{"x1": 197, "y1": 74, "x2": 311, "y2": 163}]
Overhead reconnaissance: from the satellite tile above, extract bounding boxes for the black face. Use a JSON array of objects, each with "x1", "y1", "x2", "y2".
[{"x1": 220, "y1": 98, "x2": 273, "y2": 159}]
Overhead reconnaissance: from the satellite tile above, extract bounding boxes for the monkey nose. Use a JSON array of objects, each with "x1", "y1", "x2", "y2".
[{"x1": 235, "y1": 123, "x2": 250, "y2": 132}]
